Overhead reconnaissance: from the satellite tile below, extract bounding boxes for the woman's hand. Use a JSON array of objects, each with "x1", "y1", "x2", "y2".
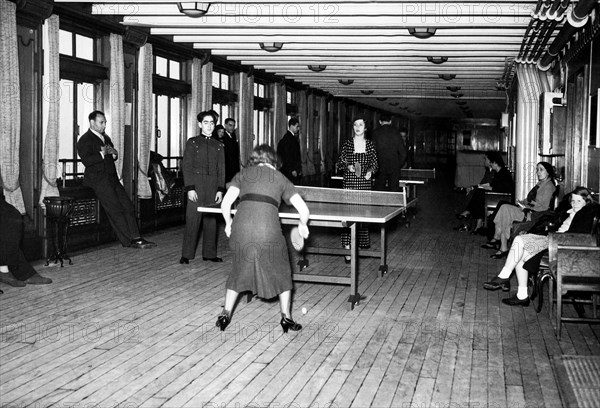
[
  {"x1": 298, "y1": 222, "x2": 309, "y2": 239},
  {"x1": 224, "y1": 220, "x2": 232, "y2": 238},
  {"x1": 215, "y1": 191, "x2": 223, "y2": 204},
  {"x1": 187, "y1": 190, "x2": 198, "y2": 202},
  {"x1": 348, "y1": 164, "x2": 356, "y2": 173},
  {"x1": 365, "y1": 170, "x2": 372, "y2": 180}
]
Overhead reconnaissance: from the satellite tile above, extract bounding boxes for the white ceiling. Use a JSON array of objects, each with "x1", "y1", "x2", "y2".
[{"x1": 58, "y1": 0, "x2": 567, "y2": 119}]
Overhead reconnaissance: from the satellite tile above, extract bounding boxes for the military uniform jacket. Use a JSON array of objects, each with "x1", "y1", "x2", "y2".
[{"x1": 182, "y1": 135, "x2": 226, "y2": 206}]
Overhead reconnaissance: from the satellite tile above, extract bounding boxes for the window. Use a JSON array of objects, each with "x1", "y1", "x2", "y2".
[
  {"x1": 154, "y1": 55, "x2": 181, "y2": 80},
  {"x1": 212, "y1": 70, "x2": 233, "y2": 125},
  {"x1": 213, "y1": 71, "x2": 230, "y2": 91},
  {"x1": 53, "y1": 28, "x2": 99, "y2": 181},
  {"x1": 253, "y1": 81, "x2": 270, "y2": 144},
  {"x1": 212, "y1": 103, "x2": 230, "y2": 124},
  {"x1": 152, "y1": 95, "x2": 181, "y2": 160}
]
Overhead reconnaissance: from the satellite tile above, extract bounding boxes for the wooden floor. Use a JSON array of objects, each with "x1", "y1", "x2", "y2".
[{"x1": 2, "y1": 175, "x2": 599, "y2": 408}]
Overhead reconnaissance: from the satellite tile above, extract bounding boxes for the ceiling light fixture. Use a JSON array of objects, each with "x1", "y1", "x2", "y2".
[
  {"x1": 376, "y1": 97, "x2": 387, "y2": 101},
  {"x1": 361, "y1": 90, "x2": 374, "y2": 95},
  {"x1": 427, "y1": 56, "x2": 448, "y2": 64},
  {"x1": 308, "y1": 65, "x2": 326, "y2": 72},
  {"x1": 176, "y1": 2, "x2": 211, "y2": 17},
  {"x1": 259, "y1": 42, "x2": 283, "y2": 52},
  {"x1": 451, "y1": 93, "x2": 464, "y2": 98},
  {"x1": 439, "y1": 74, "x2": 456, "y2": 80},
  {"x1": 338, "y1": 79, "x2": 354, "y2": 85},
  {"x1": 389, "y1": 102, "x2": 400, "y2": 106},
  {"x1": 408, "y1": 27, "x2": 437, "y2": 39},
  {"x1": 446, "y1": 86, "x2": 462, "y2": 92}
]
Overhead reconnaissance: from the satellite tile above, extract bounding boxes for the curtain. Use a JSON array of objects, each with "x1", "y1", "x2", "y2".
[
  {"x1": 515, "y1": 64, "x2": 550, "y2": 200},
  {"x1": 296, "y1": 90, "x2": 308, "y2": 176},
  {"x1": 236, "y1": 71, "x2": 254, "y2": 165},
  {"x1": 273, "y1": 82, "x2": 287, "y2": 143},
  {"x1": 201, "y1": 61, "x2": 213, "y2": 112},
  {"x1": 0, "y1": 0, "x2": 25, "y2": 213},
  {"x1": 137, "y1": 43, "x2": 153, "y2": 198},
  {"x1": 317, "y1": 95, "x2": 327, "y2": 173},
  {"x1": 188, "y1": 57, "x2": 203, "y2": 139},
  {"x1": 39, "y1": 14, "x2": 60, "y2": 205},
  {"x1": 109, "y1": 33, "x2": 125, "y2": 179}
]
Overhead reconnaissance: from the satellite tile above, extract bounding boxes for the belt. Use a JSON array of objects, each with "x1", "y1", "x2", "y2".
[{"x1": 239, "y1": 193, "x2": 278, "y2": 208}]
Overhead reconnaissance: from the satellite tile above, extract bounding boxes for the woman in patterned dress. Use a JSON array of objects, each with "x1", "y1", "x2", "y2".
[
  {"x1": 336, "y1": 117, "x2": 379, "y2": 262},
  {"x1": 217, "y1": 145, "x2": 310, "y2": 333}
]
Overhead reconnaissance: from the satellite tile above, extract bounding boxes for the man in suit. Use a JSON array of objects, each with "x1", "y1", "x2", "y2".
[
  {"x1": 221, "y1": 118, "x2": 241, "y2": 183},
  {"x1": 372, "y1": 114, "x2": 407, "y2": 192},
  {"x1": 277, "y1": 117, "x2": 302, "y2": 184},
  {"x1": 76, "y1": 111, "x2": 155, "y2": 249},
  {"x1": 0, "y1": 191, "x2": 52, "y2": 288},
  {"x1": 179, "y1": 111, "x2": 226, "y2": 264}
]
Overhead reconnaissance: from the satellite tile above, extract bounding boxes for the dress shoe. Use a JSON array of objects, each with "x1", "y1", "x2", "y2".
[
  {"x1": 481, "y1": 241, "x2": 500, "y2": 249},
  {"x1": 130, "y1": 238, "x2": 157, "y2": 249},
  {"x1": 0, "y1": 272, "x2": 26, "y2": 287},
  {"x1": 344, "y1": 256, "x2": 351, "y2": 264},
  {"x1": 179, "y1": 257, "x2": 189, "y2": 264},
  {"x1": 490, "y1": 251, "x2": 509, "y2": 259},
  {"x1": 483, "y1": 276, "x2": 511, "y2": 292},
  {"x1": 471, "y1": 227, "x2": 487, "y2": 236},
  {"x1": 280, "y1": 314, "x2": 302, "y2": 333},
  {"x1": 501, "y1": 295, "x2": 530, "y2": 306},
  {"x1": 453, "y1": 225, "x2": 470, "y2": 232},
  {"x1": 203, "y1": 257, "x2": 223, "y2": 262},
  {"x1": 25, "y1": 273, "x2": 52, "y2": 285},
  {"x1": 216, "y1": 310, "x2": 231, "y2": 331}
]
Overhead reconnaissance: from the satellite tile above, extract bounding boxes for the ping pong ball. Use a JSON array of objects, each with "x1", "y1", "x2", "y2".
[{"x1": 302, "y1": 307, "x2": 307, "y2": 314}]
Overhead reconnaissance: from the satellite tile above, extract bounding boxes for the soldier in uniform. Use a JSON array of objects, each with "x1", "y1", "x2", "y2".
[{"x1": 179, "y1": 111, "x2": 226, "y2": 264}]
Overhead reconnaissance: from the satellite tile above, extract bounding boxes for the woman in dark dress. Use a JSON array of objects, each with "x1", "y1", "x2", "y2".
[
  {"x1": 217, "y1": 145, "x2": 310, "y2": 332},
  {"x1": 336, "y1": 117, "x2": 378, "y2": 262}
]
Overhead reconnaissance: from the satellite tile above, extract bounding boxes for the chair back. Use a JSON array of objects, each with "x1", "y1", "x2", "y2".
[{"x1": 549, "y1": 184, "x2": 560, "y2": 210}]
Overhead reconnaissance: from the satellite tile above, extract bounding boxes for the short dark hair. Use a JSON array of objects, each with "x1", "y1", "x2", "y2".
[
  {"x1": 571, "y1": 186, "x2": 593, "y2": 204},
  {"x1": 197, "y1": 111, "x2": 216, "y2": 123},
  {"x1": 248, "y1": 144, "x2": 280, "y2": 167},
  {"x1": 352, "y1": 116, "x2": 367, "y2": 127},
  {"x1": 288, "y1": 117, "x2": 299, "y2": 127},
  {"x1": 485, "y1": 151, "x2": 505, "y2": 168},
  {"x1": 224, "y1": 118, "x2": 235, "y2": 125},
  {"x1": 379, "y1": 114, "x2": 391, "y2": 122},
  {"x1": 89, "y1": 111, "x2": 105, "y2": 121},
  {"x1": 208, "y1": 109, "x2": 219, "y2": 121},
  {"x1": 214, "y1": 124, "x2": 225, "y2": 132}
]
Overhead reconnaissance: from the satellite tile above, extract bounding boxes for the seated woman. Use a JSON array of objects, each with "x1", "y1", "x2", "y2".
[
  {"x1": 483, "y1": 186, "x2": 599, "y2": 305},
  {"x1": 455, "y1": 152, "x2": 495, "y2": 232},
  {"x1": 456, "y1": 152, "x2": 513, "y2": 232},
  {"x1": 483, "y1": 161, "x2": 557, "y2": 259}
]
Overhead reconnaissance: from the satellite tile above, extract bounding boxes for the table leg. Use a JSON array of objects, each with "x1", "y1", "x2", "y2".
[
  {"x1": 379, "y1": 225, "x2": 388, "y2": 277},
  {"x1": 348, "y1": 222, "x2": 363, "y2": 309}
]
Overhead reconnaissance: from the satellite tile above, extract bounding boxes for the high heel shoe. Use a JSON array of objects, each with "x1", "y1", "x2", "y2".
[
  {"x1": 179, "y1": 257, "x2": 189, "y2": 264},
  {"x1": 280, "y1": 314, "x2": 302, "y2": 333},
  {"x1": 216, "y1": 310, "x2": 231, "y2": 331}
]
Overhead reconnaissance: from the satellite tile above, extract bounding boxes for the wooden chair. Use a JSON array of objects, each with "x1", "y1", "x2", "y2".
[{"x1": 483, "y1": 192, "x2": 512, "y2": 228}]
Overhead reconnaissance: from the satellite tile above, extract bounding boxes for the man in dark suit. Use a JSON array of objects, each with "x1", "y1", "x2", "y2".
[
  {"x1": 277, "y1": 117, "x2": 302, "y2": 184},
  {"x1": 76, "y1": 111, "x2": 155, "y2": 249},
  {"x1": 179, "y1": 111, "x2": 226, "y2": 264},
  {"x1": 372, "y1": 114, "x2": 407, "y2": 192},
  {"x1": 221, "y1": 118, "x2": 241, "y2": 183}
]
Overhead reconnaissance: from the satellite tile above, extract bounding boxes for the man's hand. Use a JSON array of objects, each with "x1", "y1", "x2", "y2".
[
  {"x1": 106, "y1": 146, "x2": 118, "y2": 159},
  {"x1": 100, "y1": 145, "x2": 109, "y2": 156},
  {"x1": 291, "y1": 170, "x2": 298, "y2": 177},
  {"x1": 365, "y1": 170, "x2": 372, "y2": 180},
  {"x1": 187, "y1": 190, "x2": 198, "y2": 202},
  {"x1": 215, "y1": 191, "x2": 223, "y2": 204}
]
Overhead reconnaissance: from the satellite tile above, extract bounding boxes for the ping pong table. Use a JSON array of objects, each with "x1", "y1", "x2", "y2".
[{"x1": 198, "y1": 186, "x2": 414, "y2": 309}]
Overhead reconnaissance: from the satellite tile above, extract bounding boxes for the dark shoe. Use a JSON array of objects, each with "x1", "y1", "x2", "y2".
[
  {"x1": 216, "y1": 310, "x2": 231, "y2": 331},
  {"x1": 453, "y1": 225, "x2": 470, "y2": 232},
  {"x1": 130, "y1": 238, "x2": 157, "y2": 249},
  {"x1": 0, "y1": 289, "x2": 3, "y2": 294},
  {"x1": 280, "y1": 314, "x2": 302, "y2": 333},
  {"x1": 25, "y1": 273, "x2": 52, "y2": 285},
  {"x1": 481, "y1": 241, "x2": 500, "y2": 249},
  {"x1": 490, "y1": 251, "x2": 509, "y2": 259},
  {"x1": 203, "y1": 257, "x2": 223, "y2": 262},
  {"x1": 344, "y1": 256, "x2": 351, "y2": 264},
  {"x1": 0, "y1": 272, "x2": 26, "y2": 287},
  {"x1": 179, "y1": 257, "x2": 189, "y2": 264},
  {"x1": 483, "y1": 277, "x2": 511, "y2": 292},
  {"x1": 502, "y1": 295, "x2": 530, "y2": 306}
]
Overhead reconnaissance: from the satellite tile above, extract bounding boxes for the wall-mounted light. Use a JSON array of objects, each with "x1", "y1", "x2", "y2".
[
  {"x1": 259, "y1": 42, "x2": 283, "y2": 52},
  {"x1": 308, "y1": 65, "x2": 326, "y2": 72},
  {"x1": 408, "y1": 27, "x2": 437, "y2": 39},
  {"x1": 361, "y1": 90, "x2": 374, "y2": 95},
  {"x1": 338, "y1": 79, "x2": 354, "y2": 85},
  {"x1": 177, "y1": 2, "x2": 211, "y2": 17},
  {"x1": 439, "y1": 74, "x2": 456, "y2": 80},
  {"x1": 447, "y1": 86, "x2": 462, "y2": 92},
  {"x1": 427, "y1": 56, "x2": 448, "y2": 64}
]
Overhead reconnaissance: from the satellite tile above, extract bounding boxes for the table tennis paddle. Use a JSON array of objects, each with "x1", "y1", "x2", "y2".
[
  {"x1": 354, "y1": 162, "x2": 362, "y2": 178},
  {"x1": 290, "y1": 226, "x2": 304, "y2": 251}
]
